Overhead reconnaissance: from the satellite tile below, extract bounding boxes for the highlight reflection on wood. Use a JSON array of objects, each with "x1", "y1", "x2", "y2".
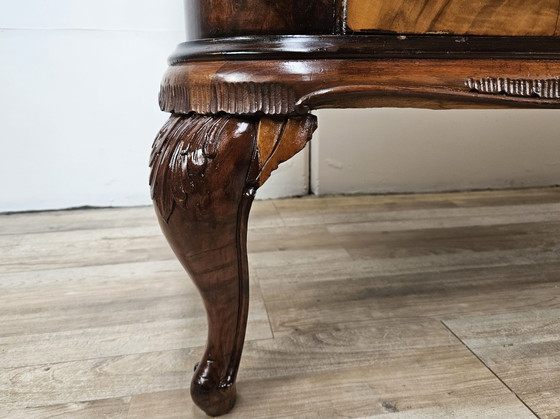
[{"x1": 160, "y1": 58, "x2": 560, "y2": 115}]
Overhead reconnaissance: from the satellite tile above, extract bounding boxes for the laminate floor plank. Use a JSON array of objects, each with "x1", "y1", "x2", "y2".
[
  {"x1": 1, "y1": 348, "x2": 196, "y2": 412},
  {"x1": 125, "y1": 319, "x2": 536, "y2": 419},
  {"x1": 258, "y1": 263, "x2": 560, "y2": 336},
  {"x1": 0, "y1": 206, "x2": 159, "y2": 236},
  {"x1": 331, "y1": 221, "x2": 560, "y2": 259},
  {"x1": 0, "y1": 201, "x2": 281, "y2": 236},
  {"x1": 0, "y1": 225, "x2": 171, "y2": 274},
  {"x1": 444, "y1": 310, "x2": 560, "y2": 419},
  {"x1": 273, "y1": 188, "x2": 560, "y2": 227},
  {"x1": 0, "y1": 202, "x2": 281, "y2": 274},
  {"x1": 0, "y1": 260, "x2": 271, "y2": 341},
  {"x1": 1, "y1": 188, "x2": 559, "y2": 418},
  {"x1": 5, "y1": 397, "x2": 131, "y2": 419}
]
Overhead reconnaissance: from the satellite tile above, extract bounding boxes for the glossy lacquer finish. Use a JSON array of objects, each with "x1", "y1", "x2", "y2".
[
  {"x1": 149, "y1": 113, "x2": 316, "y2": 416},
  {"x1": 161, "y1": 57, "x2": 560, "y2": 115},
  {"x1": 152, "y1": 1, "x2": 560, "y2": 417},
  {"x1": 347, "y1": 0, "x2": 560, "y2": 36},
  {"x1": 185, "y1": 0, "x2": 338, "y2": 39},
  {"x1": 160, "y1": 35, "x2": 560, "y2": 116}
]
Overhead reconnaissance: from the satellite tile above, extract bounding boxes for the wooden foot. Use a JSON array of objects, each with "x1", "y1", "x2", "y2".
[{"x1": 149, "y1": 113, "x2": 316, "y2": 416}]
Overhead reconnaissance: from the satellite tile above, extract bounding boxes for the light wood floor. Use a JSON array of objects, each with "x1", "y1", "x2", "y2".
[{"x1": 1, "y1": 188, "x2": 560, "y2": 419}]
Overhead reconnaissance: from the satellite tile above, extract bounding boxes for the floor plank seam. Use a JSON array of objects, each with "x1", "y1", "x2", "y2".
[
  {"x1": 0, "y1": 257, "x2": 181, "y2": 275},
  {"x1": 270, "y1": 201, "x2": 289, "y2": 227},
  {"x1": 2, "y1": 347, "x2": 197, "y2": 372},
  {"x1": 440, "y1": 320, "x2": 542, "y2": 419},
  {"x1": 253, "y1": 273, "x2": 276, "y2": 340}
]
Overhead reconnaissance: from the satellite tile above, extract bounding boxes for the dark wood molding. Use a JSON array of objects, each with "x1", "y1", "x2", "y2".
[
  {"x1": 334, "y1": 0, "x2": 348, "y2": 35},
  {"x1": 161, "y1": 35, "x2": 560, "y2": 115},
  {"x1": 169, "y1": 35, "x2": 560, "y2": 64},
  {"x1": 160, "y1": 58, "x2": 560, "y2": 116},
  {"x1": 466, "y1": 77, "x2": 560, "y2": 99},
  {"x1": 159, "y1": 82, "x2": 297, "y2": 116}
]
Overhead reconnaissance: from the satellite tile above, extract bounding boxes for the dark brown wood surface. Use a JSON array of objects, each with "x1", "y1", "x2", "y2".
[
  {"x1": 160, "y1": 58, "x2": 560, "y2": 116},
  {"x1": 347, "y1": 0, "x2": 560, "y2": 36},
  {"x1": 168, "y1": 35, "x2": 560, "y2": 64},
  {"x1": 150, "y1": 113, "x2": 316, "y2": 416},
  {"x1": 187, "y1": 0, "x2": 337, "y2": 39}
]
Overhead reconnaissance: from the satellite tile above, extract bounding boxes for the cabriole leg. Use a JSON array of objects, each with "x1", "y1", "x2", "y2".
[{"x1": 149, "y1": 112, "x2": 316, "y2": 416}]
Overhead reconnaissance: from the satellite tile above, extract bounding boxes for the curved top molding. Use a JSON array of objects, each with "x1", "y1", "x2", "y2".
[
  {"x1": 169, "y1": 35, "x2": 560, "y2": 64},
  {"x1": 160, "y1": 57, "x2": 560, "y2": 116}
]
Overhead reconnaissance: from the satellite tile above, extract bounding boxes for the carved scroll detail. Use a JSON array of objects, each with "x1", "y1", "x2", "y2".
[
  {"x1": 466, "y1": 77, "x2": 560, "y2": 99},
  {"x1": 255, "y1": 116, "x2": 317, "y2": 186},
  {"x1": 159, "y1": 82, "x2": 298, "y2": 115},
  {"x1": 150, "y1": 113, "x2": 317, "y2": 223}
]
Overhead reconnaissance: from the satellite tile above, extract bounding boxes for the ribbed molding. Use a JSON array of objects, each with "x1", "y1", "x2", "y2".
[
  {"x1": 160, "y1": 82, "x2": 297, "y2": 115},
  {"x1": 467, "y1": 78, "x2": 560, "y2": 99}
]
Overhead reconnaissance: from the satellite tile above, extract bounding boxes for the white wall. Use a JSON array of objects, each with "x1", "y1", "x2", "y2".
[
  {"x1": 312, "y1": 109, "x2": 560, "y2": 195},
  {"x1": 0, "y1": 0, "x2": 307, "y2": 213},
  {"x1": 2, "y1": 1, "x2": 558, "y2": 212}
]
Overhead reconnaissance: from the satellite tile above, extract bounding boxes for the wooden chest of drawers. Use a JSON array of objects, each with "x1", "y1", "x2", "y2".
[{"x1": 150, "y1": 1, "x2": 560, "y2": 416}]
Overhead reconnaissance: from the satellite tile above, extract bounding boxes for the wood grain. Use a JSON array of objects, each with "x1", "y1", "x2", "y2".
[
  {"x1": 445, "y1": 310, "x2": 560, "y2": 419},
  {"x1": 1, "y1": 348, "x2": 195, "y2": 411},
  {"x1": 8, "y1": 398, "x2": 131, "y2": 419},
  {"x1": 149, "y1": 113, "x2": 316, "y2": 415},
  {"x1": 161, "y1": 59, "x2": 560, "y2": 116},
  {"x1": 171, "y1": 36, "x2": 560, "y2": 64},
  {"x1": 347, "y1": 0, "x2": 560, "y2": 36},
  {"x1": 0, "y1": 225, "x2": 171, "y2": 274},
  {"x1": 0, "y1": 200, "x2": 282, "y2": 236},
  {"x1": 126, "y1": 320, "x2": 537, "y2": 419},
  {"x1": 2, "y1": 189, "x2": 560, "y2": 418},
  {"x1": 192, "y1": 0, "x2": 336, "y2": 38}
]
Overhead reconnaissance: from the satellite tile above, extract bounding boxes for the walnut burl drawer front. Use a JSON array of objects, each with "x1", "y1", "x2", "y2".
[{"x1": 346, "y1": 0, "x2": 560, "y2": 36}]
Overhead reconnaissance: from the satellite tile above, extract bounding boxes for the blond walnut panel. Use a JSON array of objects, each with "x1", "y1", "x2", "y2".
[{"x1": 347, "y1": 0, "x2": 560, "y2": 36}]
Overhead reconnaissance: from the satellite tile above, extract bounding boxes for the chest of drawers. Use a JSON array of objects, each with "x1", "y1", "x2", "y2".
[{"x1": 149, "y1": 1, "x2": 560, "y2": 415}]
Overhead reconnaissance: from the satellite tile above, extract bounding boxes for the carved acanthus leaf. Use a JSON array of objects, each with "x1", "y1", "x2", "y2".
[
  {"x1": 254, "y1": 116, "x2": 318, "y2": 187},
  {"x1": 149, "y1": 113, "x2": 317, "y2": 223}
]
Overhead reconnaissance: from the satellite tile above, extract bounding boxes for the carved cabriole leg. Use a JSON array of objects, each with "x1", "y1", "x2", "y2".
[{"x1": 149, "y1": 112, "x2": 317, "y2": 416}]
